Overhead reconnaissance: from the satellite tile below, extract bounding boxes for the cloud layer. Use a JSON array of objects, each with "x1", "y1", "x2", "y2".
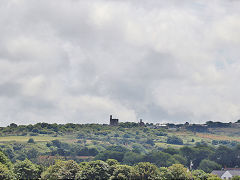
[{"x1": 0, "y1": 0, "x2": 240, "y2": 126}]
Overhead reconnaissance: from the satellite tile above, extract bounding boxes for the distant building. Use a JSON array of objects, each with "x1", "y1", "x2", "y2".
[
  {"x1": 109, "y1": 115, "x2": 119, "y2": 126},
  {"x1": 155, "y1": 123, "x2": 168, "y2": 129},
  {"x1": 211, "y1": 169, "x2": 240, "y2": 179},
  {"x1": 139, "y1": 119, "x2": 145, "y2": 126}
]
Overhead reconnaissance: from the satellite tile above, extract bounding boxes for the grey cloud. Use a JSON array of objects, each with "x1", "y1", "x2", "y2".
[
  {"x1": 0, "y1": 82, "x2": 21, "y2": 97},
  {"x1": 0, "y1": 0, "x2": 240, "y2": 126}
]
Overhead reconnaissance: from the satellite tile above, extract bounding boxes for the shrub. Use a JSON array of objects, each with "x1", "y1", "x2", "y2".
[
  {"x1": 77, "y1": 133, "x2": 85, "y2": 139},
  {"x1": 41, "y1": 160, "x2": 80, "y2": 180},
  {"x1": 156, "y1": 131, "x2": 167, "y2": 136},
  {"x1": 76, "y1": 160, "x2": 110, "y2": 180},
  {"x1": 27, "y1": 138, "x2": 35, "y2": 144},
  {"x1": 134, "y1": 162, "x2": 160, "y2": 179},
  {"x1": 167, "y1": 136, "x2": 183, "y2": 145},
  {"x1": 110, "y1": 164, "x2": 136, "y2": 180},
  {"x1": 198, "y1": 159, "x2": 221, "y2": 173},
  {"x1": 0, "y1": 163, "x2": 15, "y2": 180},
  {"x1": 123, "y1": 134, "x2": 131, "y2": 138},
  {"x1": 163, "y1": 164, "x2": 192, "y2": 180},
  {"x1": 0, "y1": 151, "x2": 11, "y2": 168},
  {"x1": 13, "y1": 159, "x2": 41, "y2": 180},
  {"x1": 29, "y1": 133, "x2": 38, "y2": 136},
  {"x1": 146, "y1": 139, "x2": 155, "y2": 146}
]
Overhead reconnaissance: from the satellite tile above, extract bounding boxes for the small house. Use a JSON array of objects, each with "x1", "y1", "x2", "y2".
[{"x1": 211, "y1": 169, "x2": 240, "y2": 179}]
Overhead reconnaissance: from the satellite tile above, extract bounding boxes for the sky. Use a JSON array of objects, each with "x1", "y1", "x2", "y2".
[{"x1": 0, "y1": 0, "x2": 240, "y2": 126}]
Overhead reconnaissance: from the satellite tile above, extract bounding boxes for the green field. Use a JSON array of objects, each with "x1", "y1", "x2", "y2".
[
  {"x1": 0, "y1": 135, "x2": 67, "y2": 143},
  {"x1": 0, "y1": 127, "x2": 239, "y2": 149}
]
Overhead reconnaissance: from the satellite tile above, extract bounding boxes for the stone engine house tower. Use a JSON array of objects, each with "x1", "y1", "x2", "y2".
[{"x1": 109, "y1": 115, "x2": 119, "y2": 126}]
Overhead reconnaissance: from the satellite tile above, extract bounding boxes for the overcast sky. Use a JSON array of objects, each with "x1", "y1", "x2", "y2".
[{"x1": 0, "y1": 0, "x2": 240, "y2": 126}]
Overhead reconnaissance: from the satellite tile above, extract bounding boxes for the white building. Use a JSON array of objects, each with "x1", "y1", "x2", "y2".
[{"x1": 212, "y1": 170, "x2": 240, "y2": 179}]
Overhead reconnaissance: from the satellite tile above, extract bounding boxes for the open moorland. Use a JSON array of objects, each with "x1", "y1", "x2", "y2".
[{"x1": 1, "y1": 121, "x2": 240, "y2": 179}]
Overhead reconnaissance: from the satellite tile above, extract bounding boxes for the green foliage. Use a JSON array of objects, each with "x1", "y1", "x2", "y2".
[
  {"x1": 106, "y1": 159, "x2": 120, "y2": 176},
  {"x1": 132, "y1": 143, "x2": 146, "y2": 154},
  {"x1": 163, "y1": 164, "x2": 192, "y2": 180},
  {"x1": 26, "y1": 148, "x2": 39, "y2": 159},
  {"x1": 32, "y1": 128, "x2": 39, "y2": 133},
  {"x1": 2, "y1": 121, "x2": 240, "y2": 179},
  {"x1": 155, "y1": 131, "x2": 167, "y2": 136},
  {"x1": 122, "y1": 152, "x2": 144, "y2": 165},
  {"x1": 41, "y1": 160, "x2": 80, "y2": 180},
  {"x1": 198, "y1": 159, "x2": 221, "y2": 173},
  {"x1": 172, "y1": 154, "x2": 187, "y2": 166},
  {"x1": 163, "y1": 147, "x2": 179, "y2": 155},
  {"x1": 9, "y1": 123, "x2": 18, "y2": 128},
  {"x1": 77, "y1": 133, "x2": 85, "y2": 139},
  {"x1": 76, "y1": 160, "x2": 110, "y2": 180},
  {"x1": 180, "y1": 146, "x2": 196, "y2": 167},
  {"x1": 145, "y1": 151, "x2": 178, "y2": 167},
  {"x1": 29, "y1": 132, "x2": 38, "y2": 136},
  {"x1": 123, "y1": 133, "x2": 131, "y2": 138},
  {"x1": 209, "y1": 145, "x2": 234, "y2": 167},
  {"x1": 71, "y1": 146, "x2": 99, "y2": 156},
  {"x1": 0, "y1": 163, "x2": 15, "y2": 180},
  {"x1": 95, "y1": 150, "x2": 125, "y2": 162},
  {"x1": 207, "y1": 175, "x2": 222, "y2": 180},
  {"x1": 146, "y1": 139, "x2": 155, "y2": 146},
  {"x1": 106, "y1": 159, "x2": 119, "y2": 166},
  {"x1": 51, "y1": 139, "x2": 61, "y2": 148},
  {"x1": 134, "y1": 162, "x2": 160, "y2": 180},
  {"x1": 232, "y1": 176, "x2": 240, "y2": 180},
  {"x1": 110, "y1": 164, "x2": 136, "y2": 180},
  {"x1": 106, "y1": 146, "x2": 128, "y2": 153},
  {"x1": 192, "y1": 169, "x2": 210, "y2": 180},
  {"x1": 13, "y1": 159, "x2": 41, "y2": 180},
  {"x1": 167, "y1": 136, "x2": 184, "y2": 145},
  {"x1": 0, "y1": 151, "x2": 11, "y2": 168},
  {"x1": 27, "y1": 138, "x2": 35, "y2": 144},
  {"x1": 95, "y1": 146, "x2": 128, "y2": 162}
]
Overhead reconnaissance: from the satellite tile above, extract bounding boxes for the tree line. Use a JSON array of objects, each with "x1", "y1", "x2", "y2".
[{"x1": 0, "y1": 150, "x2": 225, "y2": 180}]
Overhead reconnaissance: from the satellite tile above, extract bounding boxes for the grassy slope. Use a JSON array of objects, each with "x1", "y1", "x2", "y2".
[{"x1": 0, "y1": 127, "x2": 239, "y2": 149}]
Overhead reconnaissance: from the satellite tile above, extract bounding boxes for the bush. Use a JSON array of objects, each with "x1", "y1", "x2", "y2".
[
  {"x1": 95, "y1": 150, "x2": 125, "y2": 162},
  {"x1": 51, "y1": 140, "x2": 61, "y2": 148},
  {"x1": 13, "y1": 159, "x2": 41, "y2": 180},
  {"x1": 134, "y1": 162, "x2": 160, "y2": 179},
  {"x1": 32, "y1": 128, "x2": 39, "y2": 133},
  {"x1": 144, "y1": 151, "x2": 177, "y2": 167},
  {"x1": 41, "y1": 160, "x2": 80, "y2": 180},
  {"x1": 146, "y1": 139, "x2": 155, "y2": 146},
  {"x1": 123, "y1": 134, "x2": 131, "y2": 138},
  {"x1": 76, "y1": 160, "x2": 110, "y2": 180},
  {"x1": 198, "y1": 159, "x2": 221, "y2": 173},
  {"x1": 21, "y1": 132, "x2": 27, "y2": 136},
  {"x1": 77, "y1": 133, "x2": 85, "y2": 139},
  {"x1": 167, "y1": 136, "x2": 183, "y2": 145},
  {"x1": 122, "y1": 152, "x2": 144, "y2": 165},
  {"x1": 192, "y1": 169, "x2": 211, "y2": 180},
  {"x1": 0, "y1": 163, "x2": 15, "y2": 180},
  {"x1": 27, "y1": 138, "x2": 35, "y2": 143},
  {"x1": 114, "y1": 134, "x2": 119, "y2": 137},
  {"x1": 163, "y1": 164, "x2": 192, "y2": 180},
  {"x1": 156, "y1": 131, "x2": 167, "y2": 136},
  {"x1": 110, "y1": 164, "x2": 135, "y2": 179},
  {"x1": 0, "y1": 151, "x2": 11, "y2": 168},
  {"x1": 232, "y1": 176, "x2": 240, "y2": 180},
  {"x1": 29, "y1": 133, "x2": 38, "y2": 136}
]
